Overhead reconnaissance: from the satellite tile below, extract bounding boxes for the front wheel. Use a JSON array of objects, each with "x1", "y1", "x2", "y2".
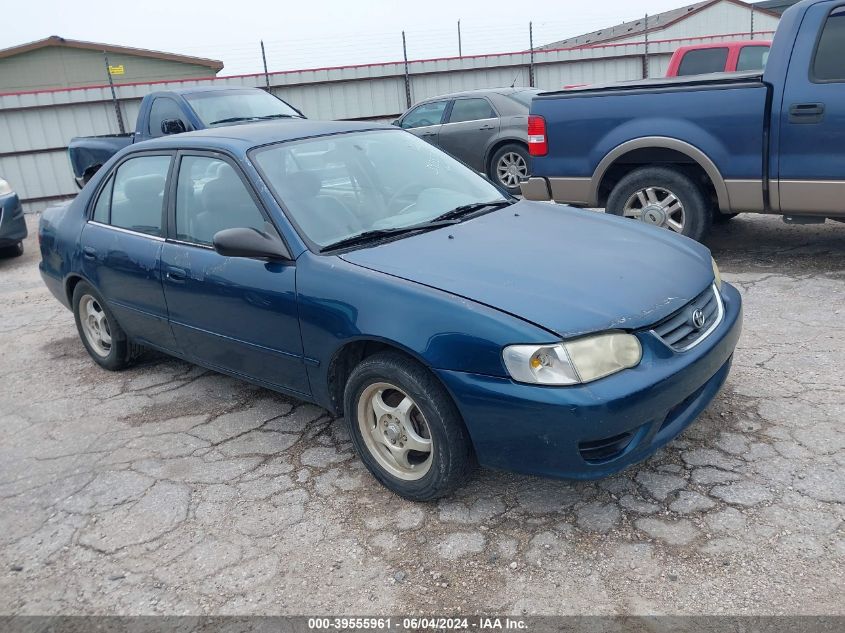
[
  {"x1": 72, "y1": 281, "x2": 139, "y2": 370},
  {"x1": 344, "y1": 351, "x2": 474, "y2": 501},
  {"x1": 606, "y1": 166, "x2": 712, "y2": 242},
  {"x1": 490, "y1": 143, "x2": 529, "y2": 195},
  {"x1": 0, "y1": 241, "x2": 23, "y2": 258}
]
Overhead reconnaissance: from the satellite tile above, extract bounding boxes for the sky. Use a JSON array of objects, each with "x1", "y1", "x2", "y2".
[{"x1": 7, "y1": 0, "x2": 701, "y2": 75}]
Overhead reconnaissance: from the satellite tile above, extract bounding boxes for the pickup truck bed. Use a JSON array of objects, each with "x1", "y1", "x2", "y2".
[{"x1": 523, "y1": 0, "x2": 845, "y2": 242}]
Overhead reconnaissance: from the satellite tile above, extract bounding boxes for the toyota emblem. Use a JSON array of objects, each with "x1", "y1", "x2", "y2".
[{"x1": 691, "y1": 308, "x2": 706, "y2": 330}]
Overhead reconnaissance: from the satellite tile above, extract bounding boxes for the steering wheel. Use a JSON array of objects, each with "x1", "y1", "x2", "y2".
[{"x1": 387, "y1": 182, "x2": 427, "y2": 214}]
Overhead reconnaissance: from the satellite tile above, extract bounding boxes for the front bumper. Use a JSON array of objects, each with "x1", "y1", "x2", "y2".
[
  {"x1": 436, "y1": 282, "x2": 742, "y2": 479},
  {"x1": 0, "y1": 193, "x2": 27, "y2": 246}
]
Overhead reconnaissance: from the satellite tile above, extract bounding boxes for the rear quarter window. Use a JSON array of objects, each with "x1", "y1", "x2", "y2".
[
  {"x1": 677, "y1": 48, "x2": 730, "y2": 76},
  {"x1": 813, "y1": 7, "x2": 845, "y2": 82}
]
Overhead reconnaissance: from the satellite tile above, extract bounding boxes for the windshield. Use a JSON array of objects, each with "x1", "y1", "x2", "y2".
[
  {"x1": 185, "y1": 90, "x2": 302, "y2": 125},
  {"x1": 252, "y1": 129, "x2": 508, "y2": 249}
]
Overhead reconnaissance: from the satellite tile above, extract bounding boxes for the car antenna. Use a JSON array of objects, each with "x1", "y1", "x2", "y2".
[{"x1": 510, "y1": 71, "x2": 521, "y2": 88}]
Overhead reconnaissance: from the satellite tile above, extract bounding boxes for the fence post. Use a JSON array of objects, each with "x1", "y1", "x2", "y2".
[
  {"x1": 529, "y1": 21, "x2": 535, "y2": 87},
  {"x1": 402, "y1": 31, "x2": 412, "y2": 109},
  {"x1": 102, "y1": 51, "x2": 126, "y2": 135},
  {"x1": 642, "y1": 14, "x2": 650, "y2": 79},
  {"x1": 750, "y1": 6, "x2": 755, "y2": 39},
  {"x1": 260, "y1": 40, "x2": 270, "y2": 89},
  {"x1": 458, "y1": 20, "x2": 462, "y2": 57}
]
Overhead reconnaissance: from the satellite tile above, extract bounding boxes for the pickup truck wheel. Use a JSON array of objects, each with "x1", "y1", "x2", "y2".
[
  {"x1": 490, "y1": 144, "x2": 529, "y2": 194},
  {"x1": 606, "y1": 167, "x2": 711, "y2": 242},
  {"x1": 72, "y1": 281, "x2": 139, "y2": 371},
  {"x1": 344, "y1": 351, "x2": 474, "y2": 501}
]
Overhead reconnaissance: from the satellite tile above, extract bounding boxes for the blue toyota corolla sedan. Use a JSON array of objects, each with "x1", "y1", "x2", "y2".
[{"x1": 39, "y1": 120, "x2": 742, "y2": 500}]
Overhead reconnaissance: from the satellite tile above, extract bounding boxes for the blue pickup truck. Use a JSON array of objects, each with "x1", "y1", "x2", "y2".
[
  {"x1": 522, "y1": 0, "x2": 845, "y2": 241},
  {"x1": 69, "y1": 87, "x2": 304, "y2": 187}
]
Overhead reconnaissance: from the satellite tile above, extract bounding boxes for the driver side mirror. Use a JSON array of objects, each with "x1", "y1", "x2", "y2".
[
  {"x1": 213, "y1": 227, "x2": 291, "y2": 261},
  {"x1": 391, "y1": 119, "x2": 400, "y2": 126},
  {"x1": 161, "y1": 118, "x2": 188, "y2": 135}
]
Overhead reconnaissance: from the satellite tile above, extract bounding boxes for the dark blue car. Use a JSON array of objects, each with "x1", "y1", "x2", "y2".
[
  {"x1": 0, "y1": 177, "x2": 27, "y2": 258},
  {"x1": 39, "y1": 120, "x2": 742, "y2": 500}
]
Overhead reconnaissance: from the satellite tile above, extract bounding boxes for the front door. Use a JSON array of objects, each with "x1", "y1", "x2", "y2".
[
  {"x1": 777, "y1": 3, "x2": 845, "y2": 215},
  {"x1": 81, "y1": 153, "x2": 177, "y2": 350},
  {"x1": 161, "y1": 153, "x2": 309, "y2": 395},
  {"x1": 438, "y1": 97, "x2": 500, "y2": 172},
  {"x1": 400, "y1": 100, "x2": 448, "y2": 147}
]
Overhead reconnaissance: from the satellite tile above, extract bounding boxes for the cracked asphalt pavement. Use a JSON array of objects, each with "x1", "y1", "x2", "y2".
[{"x1": 0, "y1": 213, "x2": 843, "y2": 615}]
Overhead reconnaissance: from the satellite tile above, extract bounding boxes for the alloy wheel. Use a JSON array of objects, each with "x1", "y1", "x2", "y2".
[
  {"x1": 622, "y1": 186, "x2": 686, "y2": 233},
  {"x1": 79, "y1": 294, "x2": 112, "y2": 358},
  {"x1": 496, "y1": 152, "x2": 528, "y2": 189}
]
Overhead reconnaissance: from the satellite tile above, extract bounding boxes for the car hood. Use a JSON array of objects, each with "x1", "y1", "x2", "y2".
[{"x1": 340, "y1": 201, "x2": 714, "y2": 338}]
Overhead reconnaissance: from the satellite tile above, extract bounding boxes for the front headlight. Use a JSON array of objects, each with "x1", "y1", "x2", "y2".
[
  {"x1": 712, "y1": 257, "x2": 722, "y2": 291},
  {"x1": 503, "y1": 332, "x2": 642, "y2": 386},
  {"x1": 0, "y1": 178, "x2": 13, "y2": 196}
]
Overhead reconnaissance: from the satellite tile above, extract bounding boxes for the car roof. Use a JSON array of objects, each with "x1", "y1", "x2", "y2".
[
  {"x1": 151, "y1": 86, "x2": 272, "y2": 96},
  {"x1": 132, "y1": 119, "x2": 394, "y2": 153},
  {"x1": 417, "y1": 86, "x2": 540, "y2": 103}
]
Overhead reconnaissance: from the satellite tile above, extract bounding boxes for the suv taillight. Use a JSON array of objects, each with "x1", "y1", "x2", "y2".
[{"x1": 527, "y1": 115, "x2": 547, "y2": 157}]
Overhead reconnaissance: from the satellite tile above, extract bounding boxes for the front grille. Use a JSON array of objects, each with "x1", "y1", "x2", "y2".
[
  {"x1": 579, "y1": 430, "x2": 637, "y2": 463},
  {"x1": 651, "y1": 284, "x2": 723, "y2": 351}
]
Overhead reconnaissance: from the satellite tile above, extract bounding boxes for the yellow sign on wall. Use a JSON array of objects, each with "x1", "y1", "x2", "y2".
[{"x1": 108, "y1": 65, "x2": 125, "y2": 76}]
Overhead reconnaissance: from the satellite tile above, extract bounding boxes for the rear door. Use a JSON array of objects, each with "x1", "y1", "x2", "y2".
[
  {"x1": 777, "y1": 3, "x2": 845, "y2": 215},
  {"x1": 80, "y1": 152, "x2": 177, "y2": 350},
  {"x1": 160, "y1": 152, "x2": 309, "y2": 395},
  {"x1": 398, "y1": 100, "x2": 448, "y2": 146},
  {"x1": 437, "y1": 97, "x2": 499, "y2": 171}
]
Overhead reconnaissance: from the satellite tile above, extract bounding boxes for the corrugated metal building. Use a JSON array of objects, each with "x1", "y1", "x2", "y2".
[
  {"x1": 0, "y1": 37, "x2": 223, "y2": 92},
  {"x1": 540, "y1": 0, "x2": 781, "y2": 49}
]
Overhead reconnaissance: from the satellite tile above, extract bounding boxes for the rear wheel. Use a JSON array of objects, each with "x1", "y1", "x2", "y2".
[
  {"x1": 606, "y1": 166, "x2": 711, "y2": 242},
  {"x1": 0, "y1": 242, "x2": 23, "y2": 258},
  {"x1": 344, "y1": 351, "x2": 474, "y2": 500},
  {"x1": 72, "y1": 281, "x2": 139, "y2": 370},
  {"x1": 490, "y1": 143, "x2": 529, "y2": 195}
]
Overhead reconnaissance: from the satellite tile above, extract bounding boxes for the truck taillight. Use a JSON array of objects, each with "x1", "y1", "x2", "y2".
[{"x1": 527, "y1": 115, "x2": 547, "y2": 157}]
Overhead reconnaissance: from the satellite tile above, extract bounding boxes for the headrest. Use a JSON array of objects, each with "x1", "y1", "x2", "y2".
[{"x1": 123, "y1": 175, "x2": 165, "y2": 201}]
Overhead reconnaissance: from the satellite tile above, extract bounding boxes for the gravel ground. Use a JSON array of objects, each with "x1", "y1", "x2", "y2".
[{"x1": 0, "y1": 213, "x2": 842, "y2": 616}]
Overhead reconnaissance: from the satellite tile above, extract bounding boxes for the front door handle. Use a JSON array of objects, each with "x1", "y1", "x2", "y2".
[
  {"x1": 82, "y1": 246, "x2": 97, "y2": 260},
  {"x1": 420, "y1": 132, "x2": 437, "y2": 137},
  {"x1": 789, "y1": 103, "x2": 825, "y2": 124},
  {"x1": 165, "y1": 266, "x2": 187, "y2": 282}
]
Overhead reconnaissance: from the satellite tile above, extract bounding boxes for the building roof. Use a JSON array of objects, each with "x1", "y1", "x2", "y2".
[
  {"x1": 539, "y1": 0, "x2": 780, "y2": 49},
  {"x1": 753, "y1": 0, "x2": 802, "y2": 14},
  {"x1": 0, "y1": 36, "x2": 224, "y2": 71}
]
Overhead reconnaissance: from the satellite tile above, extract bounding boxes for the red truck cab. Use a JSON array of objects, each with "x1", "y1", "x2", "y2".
[{"x1": 666, "y1": 40, "x2": 772, "y2": 77}]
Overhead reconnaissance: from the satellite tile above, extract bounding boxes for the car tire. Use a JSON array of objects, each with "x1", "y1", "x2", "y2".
[
  {"x1": 0, "y1": 241, "x2": 23, "y2": 258},
  {"x1": 344, "y1": 351, "x2": 474, "y2": 501},
  {"x1": 606, "y1": 166, "x2": 712, "y2": 242},
  {"x1": 489, "y1": 143, "x2": 530, "y2": 195},
  {"x1": 72, "y1": 281, "x2": 140, "y2": 370}
]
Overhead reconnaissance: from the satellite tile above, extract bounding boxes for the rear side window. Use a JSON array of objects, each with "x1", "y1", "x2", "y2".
[
  {"x1": 91, "y1": 176, "x2": 113, "y2": 223},
  {"x1": 148, "y1": 98, "x2": 186, "y2": 138},
  {"x1": 737, "y1": 46, "x2": 770, "y2": 72},
  {"x1": 400, "y1": 101, "x2": 447, "y2": 129},
  {"x1": 448, "y1": 98, "x2": 496, "y2": 123},
  {"x1": 813, "y1": 7, "x2": 845, "y2": 82},
  {"x1": 677, "y1": 48, "x2": 729, "y2": 76},
  {"x1": 109, "y1": 155, "x2": 171, "y2": 236}
]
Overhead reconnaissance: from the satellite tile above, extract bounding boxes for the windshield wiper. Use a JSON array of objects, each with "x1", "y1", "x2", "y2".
[
  {"x1": 430, "y1": 199, "x2": 515, "y2": 223},
  {"x1": 208, "y1": 116, "x2": 260, "y2": 125},
  {"x1": 256, "y1": 113, "x2": 304, "y2": 120},
  {"x1": 320, "y1": 220, "x2": 458, "y2": 252}
]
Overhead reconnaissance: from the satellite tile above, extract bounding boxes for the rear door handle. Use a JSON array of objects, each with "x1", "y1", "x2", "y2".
[
  {"x1": 789, "y1": 102, "x2": 825, "y2": 124},
  {"x1": 82, "y1": 246, "x2": 97, "y2": 260},
  {"x1": 421, "y1": 132, "x2": 437, "y2": 137},
  {"x1": 165, "y1": 266, "x2": 187, "y2": 282},
  {"x1": 479, "y1": 124, "x2": 495, "y2": 130}
]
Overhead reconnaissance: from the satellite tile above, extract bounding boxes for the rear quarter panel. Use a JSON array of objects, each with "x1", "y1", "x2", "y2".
[{"x1": 530, "y1": 85, "x2": 769, "y2": 182}]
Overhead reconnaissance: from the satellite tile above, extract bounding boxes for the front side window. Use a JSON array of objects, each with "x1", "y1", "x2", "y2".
[
  {"x1": 813, "y1": 7, "x2": 845, "y2": 82},
  {"x1": 448, "y1": 98, "x2": 496, "y2": 123},
  {"x1": 185, "y1": 89, "x2": 302, "y2": 126},
  {"x1": 175, "y1": 156, "x2": 268, "y2": 246},
  {"x1": 252, "y1": 129, "x2": 507, "y2": 249},
  {"x1": 400, "y1": 101, "x2": 448, "y2": 129},
  {"x1": 677, "y1": 47, "x2": 729, "y2": 76},
  {"x1": 148, "y1": 98, "x2": 187, "y2": 138},
  {"x1": 109, "y1": 155, "x2": 171, "y2": 236},
  {"x1": 737, "y1": 45, "x2": 770, "y2": 72}
]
